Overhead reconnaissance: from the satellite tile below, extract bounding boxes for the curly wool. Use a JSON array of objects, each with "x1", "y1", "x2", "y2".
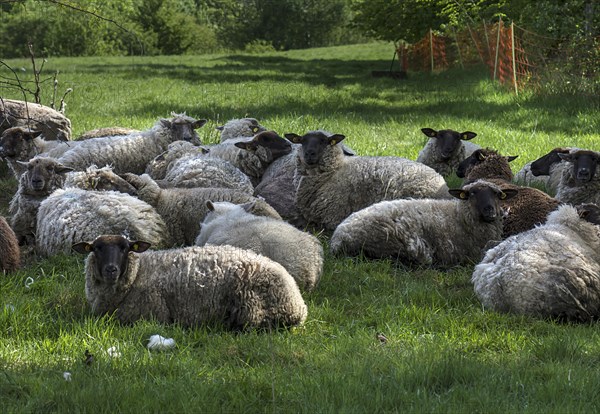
[
  {"x1": 125, "y1": 174, "x2": 280, "y2": 246},
  {"x1": 35, "y1": 188, "x2": 170, "y2": 256},
  {"x1": 145, "y1": 141, "x2": 205, "y2": 179},
  {"x1": 58, "y1": 113, "x2": 204, "y2": 174},
  {"x1": 84, "y1": 243, "x2": 307, "y2": 329},
  {"x1": 0, "y1": 216, "x2": 20, "y2": 273},
  {"x1": 218, "y1": 118, "x2": 266, "y2": 142},
  {"x1": 330, "y1": 180, "x2": 505, "y2": 267},
  {"x1": 196, "y1": 202, "x2": 324, "y2": 291},
  {"x1": 294, "y1": 137, "x2": 449, "y2": 232},
  {"x1": 555, "y1": 155, "x2": 600, "y2": 206},
  {"x1": 471, "y1": 204, "x2": 600, "y2": 321}
]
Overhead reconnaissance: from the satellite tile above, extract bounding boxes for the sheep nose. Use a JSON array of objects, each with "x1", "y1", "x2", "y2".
[
  {"x1": 577, "y1": 168, "x2": 591, "y2": 181},
  {"x1": 103, "y1": 265, "x2": 119, "y2": 281},
  {"x1": 482, "y1": 206, "x2": 497, "y2": 222}
]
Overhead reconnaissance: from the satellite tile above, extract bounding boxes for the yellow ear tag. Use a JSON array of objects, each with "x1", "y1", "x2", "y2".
[
  {"x1": 478, "y1": 153, "x2": 486, "y2": 161},
  {"x1": 85, "y1": 245, "x2": 92, "y2": 252},
  {"x1": 462, "y1": 134, "x2": 468, "y2": 139},
  {"x1": 500, "y1": 192, "x2": 507, "y2": 200},
  {"x1": 252, "y1": 127, "x2": 259, "y2": 133},
  {"x1": 460, "y1": 192, "x2": 468, "y2": 199},
  {"x1": 132, "y1": 243, "x2": 139, "y2": 251}
]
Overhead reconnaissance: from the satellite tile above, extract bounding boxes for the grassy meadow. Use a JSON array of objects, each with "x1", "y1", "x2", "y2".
[{"x1": 1, "y1": 42, "x2": 600, "y2": 413}]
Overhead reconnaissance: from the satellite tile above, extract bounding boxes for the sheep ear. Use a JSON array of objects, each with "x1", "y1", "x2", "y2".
[
  {"x1": 328, "y1": 134, "x2": 345, "y2": 146},
  {"x1": 56, "y1": 165, "x2": 75, "y2": 174},
  {"x1": 160, "y1": 119, "x2": 172, "y2": 129},
  {"x1": 477, "y1": 151, "x2": 487, "y2": 161},
  {"x1": 557, "y1": 153, "x2": 574, "y2": 162},
  {"x1": 129, "y1": 241, "x2": 151, "y2": 253},
  {"x1": 199, "y1": 146, "x2": 210, "y2": 154},
  {"x1": 192, "y1": 119, "x2": 207, "y2": 129},
  {"x1": 448, "y1": 189, "x2": 468, "y2": 199},
  {"x1": 240, "y1": 201, "x2": 256, "y2": 212},
  {"x1": 24, "y1": 130, "x2": 43, "y2": 140},
  {"x1": 461, "y1": 131, "x2": 477, "y2": 140},
  {"x1": 421, "y1": 128, "x2": 437, "y2": 137},
  {"x1": 234, "y1": 140, "x2": 258, "y2": 151},
  {"x1": 499, "y1": 189, "x2": 518, "y2": 200},
  {"x1": 506, "y1": 155, "x2": 518, "y2": 162},
  {"x1": 72, "y1": 242, "x2": 93, "y2": 254},
  {"x1": 206, "y1": 200, "x2": 215, "y2": 211},
  {"x1": 284, "y1": 133, "x2": 303, "y2": 144},
  {"x1": 215, "y1": 125, "x2": 224, "y2": 131},
  {"x1": 251, "y1": 126, "x2": 261, "y2": 134}
]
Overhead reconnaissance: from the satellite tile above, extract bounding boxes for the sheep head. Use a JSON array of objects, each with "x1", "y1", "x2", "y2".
[
  {"x1": 160, "y1": 113, "x2": 207, "y2": 145},
  {"x1": 530, "y1": 147, "x2": 572, "y2": 176},
  {"x1": 421, "y1": 128, "x2": 477, "y2": 160},
  {"x1": 0, "y1": 127, "x2": 43, "y2": 158},
  {"x1": 72, "y1": 235, "x2": 150, "y2": 284},
  {"x1": 557, "y1": 149, "x2": 600, "y2": 184},
  {"x1": 17, "y1": 156, "x2": 73, "y2": 195},
  {"x1": 449, "y1": 180, "x2": 518, "y2": 223},
  {"x1": 285, "y1": 131, "x2": 345, "y2": 166}
]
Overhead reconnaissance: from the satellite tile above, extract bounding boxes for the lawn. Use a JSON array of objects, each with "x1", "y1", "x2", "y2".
[{"x1": 1, "y1": 42, "x2": 600, "y2": 413}]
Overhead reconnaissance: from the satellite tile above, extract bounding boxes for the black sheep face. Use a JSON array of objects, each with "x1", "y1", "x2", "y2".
[
  {"x1": 530, "y1": 147, "x2": 571, "y2": 176},
  {"x1": 449, "y1": 183, "x2": 518, "y2": 223},
  {"x1": 284, "y1": 131, "x2": 345, "y2": 166},
  {"x1": 161, "y1": 116, "x2": 206, "y2": 145},
  {"x1": 421, "y1": 128, "x2": 477, "y2": 161},
  {"x1": 558, "y1": 150, "x2": 600, "y2": 183}
]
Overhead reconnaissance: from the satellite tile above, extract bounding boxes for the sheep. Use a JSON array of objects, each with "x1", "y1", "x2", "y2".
[
  {"x1": 471, "y1": 203, "x2": 600, "y2": 322},
  {"x1": 57, "y1": 113, "x2": 206, "y2": 174},
  {"x1": 206, "y1": 130, "x2": 293, "y2": 186},
  {"x1": 216, "y1": 117, "x2": 266, "y2": 142},
  {"x1": 0, "y1": 216, "x2": 20, "y2": 273},
  {"x1": 63, "y1": 165, "x2": 138, "y2": 195},
  {"x1": 285, "y1": 130, "x2": 449, "y2": 232},
  {"x1": 145, "y1": 141, "x2": 208, "y2": 180},
  {"x1": 553, "y1": 149, "x2": 600, "y2": 206},
  {"x1": 330, "y1": 180, "x2": 517, "y2": 267},
  {"x1": 36, "y1": 188, "x2": 170, "y2": 257},
  {"x1": 9, "y1": 157, "x2": 74, "y2": 244},
  {"x1": 515, "y1": 147, "x2": 577, "y2": 194},
  {"x1": 195, "y1": 201, "x2": 324, "y2": 291},
  {"x1": 416, "y1": 128, "x2": 480, "y2": 176},
  {"x1": 121, "y1": 173, "x2": 281, "y2": 246},
  {"x1": 75, "y1": 127, "x2": 139, "y2": 140},
  {"x1": 457, "y1": 148, "x2": 560, "y2": 238},
  {"x1": 0, "y1": 126, "x2": 78, "y2": 178},
  {"x1": 0, "y1": 98, "x2": 71, "y2": 141},
  {"x1": 72, "y1": 235, "x2": 307, "y2": 329}
]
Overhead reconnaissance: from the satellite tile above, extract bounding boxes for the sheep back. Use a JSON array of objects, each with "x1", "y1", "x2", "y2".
[{"x1": 0, "y1": 98, "x2": 71, "y2": 141}]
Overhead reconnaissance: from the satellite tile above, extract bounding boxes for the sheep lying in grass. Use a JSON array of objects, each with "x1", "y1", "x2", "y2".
[
  {"x1": 0, "y1": 98, "x2": 71, "y2": 141},
  {"x1": 9, "y1": 157, "x2": 74, "y2": 244},
  {"x1": 416, "y1": 128, "x2": 480, "y2": 176},
  {"x1": 196, "y1": 201, "x2": 324, "y2": 291},
  {"x1": 216, "y1": 118, "x2": 266, "y2": 142},
  {"x1": 0, "y1": 127, "x2": 78, "y2": 178},
  {"x1": 0, "y1": 216, "x2": 20, "y2": 273},
  {"x1": 330, "y1": 180, "x2": 517, "y2": 267},
  {"x1": 73, "y1": 235, "x2": 307, "y2": 329},
  {"x1": 58, "y1": 113, "x2": 206, "y2": 173},
  {"x1": 471, "y1": 203, "x2": 600, "y2": 322},
  {"x1": 207, "y1": 131, "x2": 293, "y2": 186},
  {"x1": 75, "y1": 127, "x2": 139, "y2": 140},
  {"x1": 457, "y1": 148, "x2": 560, "y2": 238},
  {"x1": 36, "y1": 188, "x2": 170, "y2": 257},
  {"x1": 515, "y1": 147, "x2": 576, "y2": 194},
  {"x1": 121, "y1": 173, "x2": 280, "y2": 246},
  {"x1": 286, "y1": 130, "x2": 449, "y2": 232},
  {"x1": 554, "y1": 149, "x2": 600, "y2": 206}
]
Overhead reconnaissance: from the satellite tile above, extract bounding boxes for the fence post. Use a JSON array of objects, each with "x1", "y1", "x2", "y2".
[
  {"x1": 510, "y1": 21, "x2": 518, "y2": 95},
  {"x1": 453, "y1": 27, "x2": 464, "y2": 69},
  {"x1": 493, "y1": 18, "x2": 502, "y2": 80},
  {"x1": 429, "y1": 29, "x2": 434, "y2": 71}
]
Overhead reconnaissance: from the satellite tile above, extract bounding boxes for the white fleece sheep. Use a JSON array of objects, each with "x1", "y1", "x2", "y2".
[
  {"x1": 122, "y1": 173, "x2": 281, "y2": 246},
  {"x1": 553, "y1": 149, "x2": 600, "y2": 205},
  {"x1": 57, "y1": 113, "x2": 206, "y2": 173},
  {"x1": 36, "y1": 188, "x2": 170, "y2": 257},
  {"x1": 471, "y1": 203, "x2": 600, "y2": 321},
  {"x1": 330, "y1": 180, "x2": 517, "y2": 267},
  {"x1": 195, "y1": 201, "x2": 324, "y2": 291},
  {"x1": 73, "y1": 235, "x2": 307, "y2": 329},
  {"x1": 416, "y1": 128, "x2": 480, "y2": 177},
  {"x1": 145, "y1": 141, "x2": 207, "y2": 179},
  {"x1": 286, "y1": 130, "x2": 449, "y2": 232},
  {"x1": 0, "y1": 98, "x2": 71, "y2": 141},
  {"x1": 216, "y1": 117, "x2": 266, "y2": 142}
]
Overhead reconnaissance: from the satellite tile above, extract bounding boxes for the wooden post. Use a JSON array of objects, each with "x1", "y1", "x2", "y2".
[
  {"x1": 453, "y1": 27, "x2": 464, "y2": 69},
  {"x1": 493, "y1": 18, "x2": 502, "y2": 80},
  {"x1": 429, "y1": 29, "x2": 434, "y2": 71},
  {"x1": 510, "y1": 21, "x2": 518, "y2": 95}
]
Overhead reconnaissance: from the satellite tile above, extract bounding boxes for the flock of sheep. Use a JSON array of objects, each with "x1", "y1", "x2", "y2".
[{"x1": 1, "y1": 98, "x2": 600, "y2": 330}]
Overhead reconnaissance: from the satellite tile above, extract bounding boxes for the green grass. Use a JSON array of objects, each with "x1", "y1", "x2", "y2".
[{"x1": 2, "y1": 42, "x2": 600, "y2": 412}]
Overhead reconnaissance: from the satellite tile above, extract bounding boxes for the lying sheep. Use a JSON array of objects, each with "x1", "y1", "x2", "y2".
[
  {"x1": 64, "y1": 165, "x2": 137, "y2": 195},
  {"x1": 457, "y1": 148, "x2": 560, "y2": 238},
  {"x1": 0, "y1": 216, "x2": 20, "y2": 273},
  {"x1": 122, "y1": 173, "x2": 281, "y2": 246},
  {"x1": 9, "y1": 157, "x2": 74, "y2": 244},
  {"x1": 286, "y1": 130, "x2": 449, "y2": 232},
  {"x1": 0, "y1": 98, "x2": 71, "y2": 141},
  {"x1": 73, "y1": 235, "x2": 307, "y2": 329},
  {"x1": 145, "y1": 141, "x2": 208, "y2": 180},
  {"x1": 0, "y1": 127, "x2": 78, "y2": 178},
  {"x1": 330, "y1": 180, "x2": 517, "y2": 267},
  {"x1": 516, "y1": 147, "x2": 576, "y2": 194},
  {"x1": 216, "y1": 117, "x2": 266, "y2": 142},
  {"x1": 75, "y1": 127, "x2": 139, "y2": 140},
  {"x1": 471, "y1": 203, "x2": 600, "y2": 322},
  {"x1": 206, "y1": 131, "x2": 293, "y2": 186},
  {"x1": 36, "y1": 188, "x2": 170, "y2": 257},
  {"x1": 554, "y1": 149, "x2": 600, "y2": 206},
  {"x1": 58, "y1": 113, "x2": 206, "y2": 173},
  {"x1": 196, "y1": 201, "x2": 324, "y2": 291},
  {"x1": 416, "y1": 128, "x2": 480, "y2": 176}
]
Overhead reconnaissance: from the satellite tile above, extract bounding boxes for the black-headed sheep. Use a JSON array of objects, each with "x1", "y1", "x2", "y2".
[
  {"x1": 216, "y1": 117, "x2": 266, "y2": 142},
  {"x1": 416, "y1": 128, "x2": 480, "y2": 176},
  {"x1": 73, "y1": 235, "x2": 307, "y2": 329},
  {"x1": 555, "y1": 149, "x2": 600, "y2": 206}
]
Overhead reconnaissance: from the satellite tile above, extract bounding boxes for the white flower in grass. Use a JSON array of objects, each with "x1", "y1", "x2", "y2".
[
  {"x1": 147, "y1": 334, "x2": 176, "y2": 351},
  {"x1": 106, "y1": 346, "x2": 121, "y2": 358},
  {"x1": 24, "y1": 277, "x2": 35, "y2": 289},
  {"x1": 63, "y1": 372, "x2": 72, "y2": 381}
]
